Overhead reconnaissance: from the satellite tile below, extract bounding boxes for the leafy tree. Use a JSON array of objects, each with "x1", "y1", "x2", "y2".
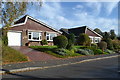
[
  {"x1": 103, "y1": 32, "x2": 110, "y2": 40},
  {"x1": 103, "y1": 38, "x2": 114, "y2": 50},
  {"x1": 117, "y1": 36, "x2": 120, "y2": 40},
  {"x1": 77, "y1": 33, "x2": 91, "y2": 46},
  {"x1": 94, "y1": 28, "x2": 103, "y2": 36},
  {"x1": 53, "y1": 35, "x2": 68, "y2": 49},
  {"x1": 1, "y1": 2, "x2": 42, "y2": 35},
  {"x1": 66, "y1": 33, "x2": 75, "y2": 50},
  {"x1": 110, "y1": 30, "x2": 116, "y2": 40}
]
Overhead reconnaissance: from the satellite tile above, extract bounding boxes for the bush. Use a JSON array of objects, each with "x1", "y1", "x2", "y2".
[
  {"x1": 93, "y1": 49, "x2": 103, "y2": 55},
  {"x1": 54, "y1": 48, "x2": 68, "y2": 56},
  {"x1": 103, "y1": 38, "x2": 114, "y2": 50},
  {"x1": 77, "y1": 33, "x2": 91, "y2": 46},
  {"x1": 2, "y1": 35, "x2": 8, "y2": 46},
  {"x1": 76, "y1": 49, "x2": 94, "y2": 55},
  {"x1": 98, "y1": 41, "x2": 107, "y2": 52},
  {"x1": 112, "y1": 40, "x2": 120, "y2": 51},
  {"x1": 91, "y1": 43, "x2": 98, "y2": 49},
  {"x1": 53, "y1": 35, "x2": 68, "y2": 49},
  {"x1": 66, "y1": 33, "x2": 75, "y2": 50},
  {"x1": 41, "y1": 39, "x2": 48, "y2": 45},
  {"x1": 104, "y1": 49, "x2": 115, "y2": 54}
]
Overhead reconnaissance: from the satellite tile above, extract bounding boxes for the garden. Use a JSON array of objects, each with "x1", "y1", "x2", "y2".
[{"x1": 30, "y1": 32, "x2": 120, "y2": 58}]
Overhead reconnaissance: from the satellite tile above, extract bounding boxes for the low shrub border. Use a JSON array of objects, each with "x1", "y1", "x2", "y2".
[{"x1": 30, "y1": 45, "x2": 115, "y2": 58}]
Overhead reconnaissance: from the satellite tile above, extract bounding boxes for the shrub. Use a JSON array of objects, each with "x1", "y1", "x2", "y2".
[
  {"x1": 2, "y1": 35, "x2": 8, "y2": 46},
  {"x1": 93, "y1": 49, "x2": 103, "y2": 55},
  {"x1": 41, "y1": 39, "x2": 48, "y2": 45},
  {"x1": 53, "y1": 35, "x2": 68, "y2": 49},
  {"x1": 98, "y1": 41, "x2": 107, "y2": 52},
  {"x1": 66, "y1": 33, "x2": 75, "y2": 50},
  {"x1": 77, "y1": 33, "x2": 91, "y2": 46},
  {"x1": 54, "y1": 48, "x2": 68, "y2": 56},
  {"x1": 103, "y1": 38, "x2": 114, "y2": 50},
  {"x1": 91, "y1": 43, "x2": 98, "y2": 49},
  {"x1": 76, "y1": 49, "x2": 94, "y2": 55},
  {"x1": 104, "y1": 49, "x2": 115, "y2": 54},
  {"x1": 112, "y1": 40, "x2": 120, "y2": 51}
]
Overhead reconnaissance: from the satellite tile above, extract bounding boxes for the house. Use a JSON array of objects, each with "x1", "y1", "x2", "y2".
[
  {"x1": 7, "y1": 15, "x2": 62, "y2": 46},
  {"x1": 60, "y1": 26, "x2": 103, "y2": 43}
]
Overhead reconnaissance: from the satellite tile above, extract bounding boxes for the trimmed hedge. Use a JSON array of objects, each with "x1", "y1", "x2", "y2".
[{"x1": 53, "y1": 35, "x2": 68, "y2": 49}]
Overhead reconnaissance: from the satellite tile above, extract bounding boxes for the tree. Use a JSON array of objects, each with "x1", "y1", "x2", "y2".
[
  {"x1": 66, "y1": 33, "x2": 75, "y2": 50},
  {"x1": 53, "y1": 35, "x2": 68, "y2": 49},
  {"x1": 94, "y1": 28, "x2": 103, "y2": 36},
  {"x1": 103, "y1": 32, "x2": 110, "y2": 40},
  {"x1": 1, "y1": 2, "x2": 42, "y2": 30},
  {"x1": 98, "y1": 41, "x2": 107, "y2": 53},
  {"x1": 110, "y1": 30, "x2": 116, "y2": 40},
  {"x1": 77, "y1": 33, "x2": 91, "y2": 46},
  {"x1": 105, "y1": 38, "x2": 114, "y2": 50}
]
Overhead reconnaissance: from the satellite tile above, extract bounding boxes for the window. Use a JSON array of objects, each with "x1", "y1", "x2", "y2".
[
  {"x1": 95, "y1": 38, "x2": 99, "y2": 43},
  {"x1": 90, "y1": 38, "x2": 93, "y2": 43},
  {"x1": 46, "y1": 33, "x2": 56, "y2": 41},
  {"x1": 28, "y1": 32, "x2": 42, "y2": 41}
]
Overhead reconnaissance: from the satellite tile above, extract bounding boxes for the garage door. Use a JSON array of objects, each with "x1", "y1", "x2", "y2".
[{"x1": 7, "y1": 31, "x2": 22, "y2": 46}]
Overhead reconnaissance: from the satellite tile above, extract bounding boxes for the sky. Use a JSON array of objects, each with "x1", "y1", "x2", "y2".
[
  {"x1": 26, "y1": 2, "x2": 118, "y2": 35},
  {"x1": 1, "y1": 1, "x2": 119, "y2": 35}
]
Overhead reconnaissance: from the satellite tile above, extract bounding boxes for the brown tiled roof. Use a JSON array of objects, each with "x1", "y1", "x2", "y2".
[{"x1": 9, "y1": 15, "x2": 62, "y2": 34}]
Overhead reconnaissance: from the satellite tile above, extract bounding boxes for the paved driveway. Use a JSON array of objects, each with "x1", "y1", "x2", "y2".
[{"x1": 11, "y1": 46, "x2": 59, "y2": 61}]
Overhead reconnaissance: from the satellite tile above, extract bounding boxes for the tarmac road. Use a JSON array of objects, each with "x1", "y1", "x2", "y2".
[{"x1": 2, "y1": 56, "x2": 120, "y2": 78}]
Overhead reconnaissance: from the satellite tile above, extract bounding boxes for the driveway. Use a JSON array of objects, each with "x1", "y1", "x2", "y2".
[{"x1": 11, "y1": 46, "x2": 59, "y2": 61}]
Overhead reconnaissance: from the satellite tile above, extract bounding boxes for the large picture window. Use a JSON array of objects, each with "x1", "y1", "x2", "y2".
[
  {"x1": 46, "y1": 33, "x2": 56, "y2": 41},
  {"x1": 28, "y1": 32, "x2": 42, "y2": 41}
]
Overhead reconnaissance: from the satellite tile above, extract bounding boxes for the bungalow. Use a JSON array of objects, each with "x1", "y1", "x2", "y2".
[
  {"x1": 60, "y1": 26, "x2": 103, "y2": 43},
  {"x1": 7, "y1": 15, "x2": 62, "y2": 46}
]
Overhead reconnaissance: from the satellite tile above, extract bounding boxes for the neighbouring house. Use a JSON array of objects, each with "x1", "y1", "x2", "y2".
[
  {"x1": 60, "y1": 26, "x2": 103, "y2": 43},
  {"x1": 7, "y1": 15, "x2": 62, "y2": 46}
]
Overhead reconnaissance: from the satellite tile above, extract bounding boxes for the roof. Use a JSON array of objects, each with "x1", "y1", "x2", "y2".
[
  {"x1": 68, "y1": 26, "x2": 87, "y2": 36},
  {"x1": 10, "y1": 15, "x2": 62, "y2": 34},
  {"x1": 60, "y1": 26, "x2": 102, "y2": 38}
]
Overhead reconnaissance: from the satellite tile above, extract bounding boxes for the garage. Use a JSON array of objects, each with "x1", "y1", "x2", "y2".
[{"x1": 7, "y1": 31, "x2": 22, "y2": 46}]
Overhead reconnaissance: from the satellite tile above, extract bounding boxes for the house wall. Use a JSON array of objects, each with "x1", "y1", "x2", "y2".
[
  {"x1": 86, "y1": 28, "x2": 99, "y2": 37},
  {"x1": 18, "y1": 18, "x2": 61, "y2": 46},
  {"x1": 89, "y1": 36, "x2": 101, "y2": 43}
]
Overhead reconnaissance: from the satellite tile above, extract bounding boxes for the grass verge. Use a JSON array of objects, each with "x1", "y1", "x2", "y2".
[{"x1": 2, "y1": 44, "x2": 28, "y2": 63}]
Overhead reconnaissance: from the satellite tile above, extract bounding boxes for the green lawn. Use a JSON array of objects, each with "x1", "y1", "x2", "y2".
[{"x1": 1, "y1": 40, "x2": 28, "y2": 63}]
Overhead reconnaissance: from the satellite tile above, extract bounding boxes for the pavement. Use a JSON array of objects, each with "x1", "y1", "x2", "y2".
[
  {"x1": 11, "y1": 46, "x2": 58, "y2": 61},
  {"x1": 1, "y1": 53, "x2": 119, "y2": 75}
]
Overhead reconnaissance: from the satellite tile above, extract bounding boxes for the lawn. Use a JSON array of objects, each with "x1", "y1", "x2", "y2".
[{"x1": 1, "y1": 40, "x2": 28, "y2": 63}]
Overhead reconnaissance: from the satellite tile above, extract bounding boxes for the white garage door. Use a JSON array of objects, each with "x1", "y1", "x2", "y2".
[{"x1": 7, "y1": 31, "x2": 22, "y2": 46}]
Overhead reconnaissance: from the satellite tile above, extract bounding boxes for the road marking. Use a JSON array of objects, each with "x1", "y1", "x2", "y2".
[{"x1": 1, "y1": 55, "x2": 119, "y2": 75}]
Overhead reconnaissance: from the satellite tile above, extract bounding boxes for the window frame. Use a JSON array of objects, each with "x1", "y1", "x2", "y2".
[
  {"x1": 46, "y1": 32, "x2": 57, "y2": 41},
  {"x1": 28, "y1": 31, "x2": 42, "y2": 41}
]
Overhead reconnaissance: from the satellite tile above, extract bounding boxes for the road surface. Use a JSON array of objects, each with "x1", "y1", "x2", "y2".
[{"x1": 2, "y1": 56, "x2": 120, "y2": 78}]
